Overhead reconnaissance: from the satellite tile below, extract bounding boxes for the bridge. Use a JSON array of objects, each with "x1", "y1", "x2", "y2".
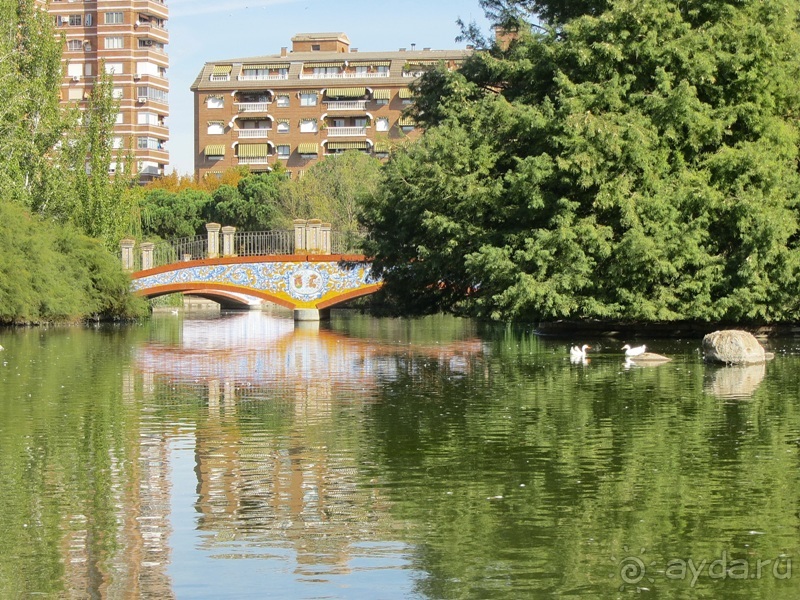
[{"x1": 122, "y1": 220, "x2": 381, "y2": 321}]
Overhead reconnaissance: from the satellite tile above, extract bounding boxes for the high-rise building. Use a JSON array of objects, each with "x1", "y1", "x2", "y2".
[
  {"x1": 47, "y1": 0, "x2": 170, "y2": 183},
  {"x1": 190, "y1": 33, "x2": 470, "y2": 179}
]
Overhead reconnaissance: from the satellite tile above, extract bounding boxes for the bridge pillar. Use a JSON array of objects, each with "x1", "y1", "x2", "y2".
[
  {"x1": 293, "y1": 308, "x2": 330, "y2": 322},
  {"x1": 307, "y1": 219, "x2": 322, "y2": 253},
  {"x1": 141, "y1": 242, "x2": 155, "y2": 270},
  {"x1": 222, "y1": 226, "x2": 236, "y2": 257},
  {"x1": 321, "y1": 223, "x2": 331, "y2": 254},
  {"x1": 293, "y1": 219, "x2": 307, "y2": 252},
  {"x1": 120, "y1": 238, "x2": 136, "y2": 271},
  {"x1": 206, "y1": 222, "x2": 221, "y2": 258}
]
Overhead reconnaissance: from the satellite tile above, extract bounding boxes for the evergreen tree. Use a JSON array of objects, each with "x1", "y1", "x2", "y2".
[{"x1": 363, "y1": 0, "x2": 800, "y2": 323}]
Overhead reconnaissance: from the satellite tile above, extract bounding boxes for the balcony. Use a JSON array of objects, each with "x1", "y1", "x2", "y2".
[
  {"x1": 235, "y1": 102, "x2": 271, "y2": 113},
  {"x1": 300, "y1": 71, "x2": 390, "y2": 80},
  {"x1": 237, "y1": 129, "x2": 270, "y2": 139},
  {"x1": 238, "y1": 73, "x2": 288, "y2": 81},
  {"x1": 324, "y1": 100, "x2": 367, "y2": 111},
  {"x1": 326, "y1": 126, "x2": 367, "y2": 137},
  {"x1": 210, "y1": 74, "x2": 230, "y2": 82},
  {"x1": 237, "y1": 157, "x2": 270, "y2": 165}
]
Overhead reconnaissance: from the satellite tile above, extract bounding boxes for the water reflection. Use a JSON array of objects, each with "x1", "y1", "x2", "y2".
[{"x1": 704, "y1": 363, "x2": 767, "y2": 399}]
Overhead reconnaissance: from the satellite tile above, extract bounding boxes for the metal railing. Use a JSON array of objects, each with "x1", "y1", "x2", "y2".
[
  {"x1": 326, "y1": 126, "x2": 368, "y2": 137},
  {"x1": 234, "y1": 230, "x2": 294, "y2": 256},
  {"x1": 152, "y1": 235, "x2": 207, "y2": 268}
]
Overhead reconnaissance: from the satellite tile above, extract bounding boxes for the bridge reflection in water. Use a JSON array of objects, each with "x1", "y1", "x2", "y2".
[{"x1": 131, "y1": 312, "x2": 486, "y2": 585}]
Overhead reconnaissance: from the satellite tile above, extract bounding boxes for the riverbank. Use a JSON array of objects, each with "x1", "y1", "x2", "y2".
[{"x1": 534, "y1": 320, "x2": 800, "y2": 339}]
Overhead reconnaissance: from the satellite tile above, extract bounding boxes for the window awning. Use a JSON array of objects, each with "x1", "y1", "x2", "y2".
[
  {"x1": 207, "y1": 120, "x2": 225, "y2": 126},
  {"x1": 398, "y1": 116, "x2": 415, "y2": 127},
  {"x1": 372, "y1": 89, "x2": 391, "y2": 100},
  {"x1": 374, "y1": 142, "x2": 391, "y2": 153},
  {"x1": 398, "y1": 88, "x2": 413, "y2": 99},
  {"x1": 325, "y1": 87, "x2": 366, "y2": 98},
  {"x1": 305, "y1": 62, "x2": 344, "y2": 68},
  {"x1": 237, "y1": 143, "x2": 270, "y2": 158},
  {"x1": 327, "y1": 141, "x2": 369, "y2": 150},
  {"x1": 204, "y1": 144, "x2": 226, "y2": 156},
  {"x1": 298, "y1": 143, "x2": 319, "y2": 154},
  {"x1": 406, "y1": 60, "x2": 439, "y2": 67},
  {"x1": 211, "y1": 65, "x2": 232, "y2": 75}
]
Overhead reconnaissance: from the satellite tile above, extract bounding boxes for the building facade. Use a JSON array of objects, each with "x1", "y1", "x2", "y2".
[
  {"x1": 47, "y1": 0, "x2": 170, "y2": 182},
  {"x1": 190, "y1": 33, "x2": 470, "y2": 179}
]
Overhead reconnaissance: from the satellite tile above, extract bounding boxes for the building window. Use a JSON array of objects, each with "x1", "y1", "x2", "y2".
[
  {"x1": 375, "y1": 98, "x2": 388, "y2": 106},
  {"x1": 299, "y1": 93, "x2": 317, "y2": 107},
  {"x1": 376, "y1": 117, "x2": 389, "y2": 132},
  {"x1": 67, "y1": 63, "x2": 83, "y2": 77},
  {"x1": 277, "y1": 145, "x2": 290, "y2": 159},
  {"x1": 112, "y1": 87, "x2": 123, "y2": 99},
  {"x1": 115, "y1": 112, "x2": 123, "y2": 124},
  {"x1": 207, "y1": 122, "x2": 225, "y2": 135},
  {"x1": 277, "y1": 121, "x2": 290, "y2": 133},
  {"x1": 311, "y1": 44, "x2": 321, "y2": 51},
  {"x1": 67, "y1": 87, "x2": 83, "y2": 101},
  {"x1": 206, "y1": 96, "x2": 224, "y2": 109},
  {"x1": 105, "y1": 12, "x2": 123, "y2": 24},
  {"x1": 377, "y1": 66, "x2": 389, "y2": 75},
  {"x1": 69, "y1": 14, "x2": 82, "y2": 26},
  {"x1": 104, "y1": 36, "x2": 123, "y2": 49},
  {"x1": 276, "y1": 95, "x2": 290, "y2": 107},
  {"x1": 299, "y1": 119, "x2": 317, "y2": 133},
  {"x1": 112, "y1": 136, "x2": 124, "y2": 149},
  {"x1": 105, "y1": 62, "x2": 123, "y2": 74},
  {"x1": 355, "y1": 66, "x2": 369, "y2": 76},
  {"x1": 137, "y1": 137, "x2": 163, "y2": 150},
  {"x1": 138, "y1": 112, "x2": 159, "y2": 126},
  {"x1": 66, "y1": 39, "x2": 83, "y2": 51}
]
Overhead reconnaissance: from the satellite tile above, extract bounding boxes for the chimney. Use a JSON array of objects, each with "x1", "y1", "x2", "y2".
[
  {"x1": 399, "y1": 47, "x2": 406, "y2": 52},
  {"x1": 280, "y1": 46, "x2": 288, "y2": 57},
  {"x1": 411, "y1": 43, "x2": 416, "y2": 51},
  {"x1": 423, "y1": 47, "x2": 431, "y2": 51},
  {"x1": 351, "y1": 48, "x2": 358, "y2": 52}
]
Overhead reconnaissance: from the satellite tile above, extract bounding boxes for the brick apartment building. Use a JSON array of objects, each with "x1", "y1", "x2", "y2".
[
  {"x1": 190, "y1": 32, "x2": 470, "y2": 179},
  {"x1": 46, "y1": 0, "x2": 170, "y2": 182}
]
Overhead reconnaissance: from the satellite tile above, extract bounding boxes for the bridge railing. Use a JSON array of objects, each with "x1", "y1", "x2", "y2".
[
  {"x1": 234, "y1": 230, "x2": 294, "y2": 256},
  {"x1": 121, "y1": 221, "x2": 366, "y2": 271}
]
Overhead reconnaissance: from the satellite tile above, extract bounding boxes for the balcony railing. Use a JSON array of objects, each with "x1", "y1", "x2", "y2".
[
  {"x1": 299, "y1": 72, "x2": 390, "y2": 80},
  {"x1": 326, "y1": 126, "x2": 367, "y2": 137},
  {"x1": 237, "y1": 74, "x2": 288, "y2": 81},
  {"x1": 237, "y1": 129, "x2": 270, "y2": 139},
  {"x1": 235, "y1": 102, "x2": 270, "y2": 112},
  {"x1": 324, "y1": 100, "x2": 367, "y2": 111},
  {"x1": 237, "y1": 157, "x2": 270, "y2": 165},
  {"x1": 210, "y1": 75, "x2": 230, "y2": 82}
]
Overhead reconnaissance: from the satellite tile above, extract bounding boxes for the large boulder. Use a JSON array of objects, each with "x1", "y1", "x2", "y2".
[{"x1": 702, "y1": 330, "x2": 768, "y2": 365}]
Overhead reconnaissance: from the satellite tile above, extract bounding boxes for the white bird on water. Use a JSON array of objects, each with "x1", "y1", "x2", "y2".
[
  {"x1": 570, "y1": 344, "x2": 590, "y2": 359},
  {"x1": 622, "y1": 344, "x2": 646, "y2": 357}
]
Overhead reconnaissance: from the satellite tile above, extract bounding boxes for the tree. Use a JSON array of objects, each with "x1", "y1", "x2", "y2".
[
  {"x1": 285, "y1": 151, "x2": 382, "y2": 238},
  {"x1": 362, "y1": 0, "x2": 800, "y2": 323}
]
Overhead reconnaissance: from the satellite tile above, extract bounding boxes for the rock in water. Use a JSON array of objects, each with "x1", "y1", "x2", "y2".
[{"x1": 702, "y1": 330, "x2": 767, "y2": 365}]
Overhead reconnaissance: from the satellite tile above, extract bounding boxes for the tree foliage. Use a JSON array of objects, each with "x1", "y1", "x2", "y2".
[{"x1": 362, "y1": 0, "x2": 800, "y2": 323}]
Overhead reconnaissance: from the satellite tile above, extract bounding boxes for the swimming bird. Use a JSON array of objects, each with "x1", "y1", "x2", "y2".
[
  {"x1": 570, "y1": 344, "x2": 590, "y2": 359},
  {"x1": 622, "y1": 344, "x2": 646, "y2": 357}
]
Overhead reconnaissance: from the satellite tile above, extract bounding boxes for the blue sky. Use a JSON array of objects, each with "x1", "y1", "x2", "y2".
[{"x1": 165, "y1": 0, "x2": 492, "y2": 175}]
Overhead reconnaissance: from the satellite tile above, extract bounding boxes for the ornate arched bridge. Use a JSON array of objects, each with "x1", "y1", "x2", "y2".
[{"x1": 122, "y1": 220, "x2": 381, "y2": 320}]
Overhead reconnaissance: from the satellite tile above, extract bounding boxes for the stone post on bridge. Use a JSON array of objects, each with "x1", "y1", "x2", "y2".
[
  {"x1": 206, "y1": 223, "x2": 221, "y2": 258},
  {"x1": 141, "y1": 242, "x2": 155, "y2": 271},
  {"x1": 321, "y1": 223, "x2": 331, "y2": 254},
  {"x1": 222, "y1": 226, "x2": 236, "y2": 257},
  {"x1": 307, "y1": 219, "x2": 322, "y2": 253},
  {"x1": 120, "y1": 238, "x2": 136, "y2": 271},
  {"x1": 293, "y1": 219, "x2": 307, "y2": 253}
]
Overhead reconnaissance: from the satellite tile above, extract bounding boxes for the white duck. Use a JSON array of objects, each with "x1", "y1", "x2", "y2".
[
  {"x1": 622, "y1": 344, "x2": 646, "y2": 357},
  {"x1": 570, "y1": 344, "x2": 590, "y2": 359}
]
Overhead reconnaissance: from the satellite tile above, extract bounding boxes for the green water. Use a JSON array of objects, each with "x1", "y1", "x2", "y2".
[{"x1": 1, "y1": 312, "x2": 799, "y2": 599}]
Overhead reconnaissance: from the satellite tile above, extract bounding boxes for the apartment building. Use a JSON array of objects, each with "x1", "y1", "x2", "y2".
[
  {"x1": 47, "y1": 0, "x2": 170, "y2": 182},
  {"x1": 190, "y1": 33, "x2": 470, "y2": 179}
]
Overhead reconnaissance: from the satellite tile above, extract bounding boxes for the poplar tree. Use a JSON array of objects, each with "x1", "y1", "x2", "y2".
[{"x1": 363, "y1": 0, "x2": 800, "y2": 323}]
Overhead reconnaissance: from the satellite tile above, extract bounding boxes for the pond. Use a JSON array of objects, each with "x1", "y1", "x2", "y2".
[{"x1": 0, "y1": 311, "x2": 798, "y2": 598}]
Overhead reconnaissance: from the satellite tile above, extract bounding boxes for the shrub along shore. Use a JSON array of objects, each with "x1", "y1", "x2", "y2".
[{"x1": 0, "y1": 202, "x2": 147, "y2": 326}]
